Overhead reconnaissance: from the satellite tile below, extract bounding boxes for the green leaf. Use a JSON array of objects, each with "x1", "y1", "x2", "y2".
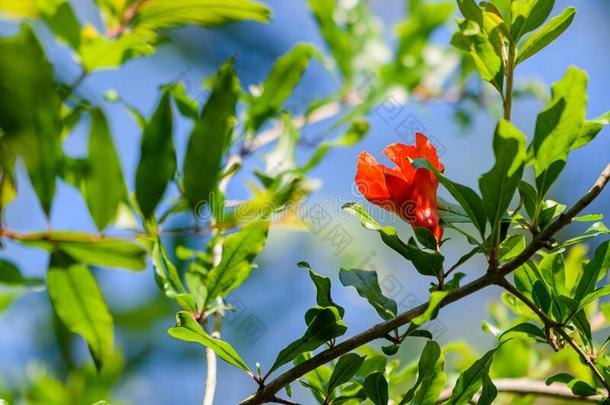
[
  {"x1": 204, "y1": 220, "x2": 269, "y2": 305},
  {"x1": 412, "y1": 291, "x2": 448, "y2": 326},
  {"x1": 412, "y1": 159, "x2": 486, "y2": 237},
  {"x1": 574, "y1": 241, "x2": 610, "y2": 302},
  {"x1": 415, "y1": 227, "x2": 438, "y2": 251},
  {"x1": 510, "y1": 0, "x2": 555, "y2": 41},
  {"x1": 131, "y1": 0, "x2": 271, "y2": 30},
  {"x1": 298, "y1": 261, "x2": 345, "y2": 318},
  {"x1": 563, "y1": 222, "x2": 610, "y2": 247},
  {"x1": 168, "y1": 311, "x2": 250, "y2": 373},
  {"x1": 342, "y1": 203, "x2": 444, "y2": 277},
  {"x1": 0, "y1": 25, "x2": 62, "y2": 216},
  {"x1": 21, "y1": 232, "x2": 146, "y2": 271},
  {"x1": 477, "y1": 374, "x2": 497, "y2": 405},
  {"x1": 339, "y1": 268, "x2": 397, "y2": 320},
  {"x1": 469, "y1": 31, "x2": 504, "y2": 93},
  {"x1": 363, "y1": 372, "x2": 389, "y2": 405},
  {"x1": 308, "y1": 0, "x2": 353, "y2": 79},
  {"x1": 400, "y1": 341, "x2": 445, "y2": 405},
  {"x1": 446, "y1": 344, "x2": 503, "y2": 405},
  {"x1": 135, "y1": 90, "x2": 175, "y2": 219},
  {"x1": 183, "y1": 59, "x2": 238, "y2": 211},
  {"x1": 246, "y1": 43, "x2": 315, "y2": 132},
  {"x1": 152, "y1": 239, "x2": 188, "y2": 302},
  {"x1": 516, "y1": 6, "x2": 576, "y2": 65},
  {"x1": 498, "y1": 322, "x2": 546, "y2": 341},
  {"x1": 532, "y1": 280, "x2": 551, "y2": 314},
  {"x1": 570, "y1": 111, "x2": 610, "y2": 151},
  {"x1": 83, "y1": 108, "x2": 127, "y2": 230},
  {"x1": 269, "y1": 306, "x2": 347, "y2": 373},
  {"x1": 498, "y1": 234, "x2": 525, "y2": 263},
  {"x1": 545, "y1": 373, "x2": 599, "y2": 397},
  {"x1": 43, "y1": 1, "x2": 81, "y2": 49},
  {"x1": 531, "y1": 66, "x2": 587, "y2": 197},
  {"x1": 479, "y1": 120, "x2": 526, "y2": 237},
  {"x1": 327, "y1": 353, "x2": 365, "y2": 394},
  {"x1": 457, "y1": 0, "x2": 482, "y2": 23},
  {"x1": 0, "y1": 258, "x2": 43, "y2": 288},
  {"x1": 47, "y1": 253, "x2": 113, "y2": 370},
  {"x1": 78, "y1": 29, "x2": 157, "y2": 72}
]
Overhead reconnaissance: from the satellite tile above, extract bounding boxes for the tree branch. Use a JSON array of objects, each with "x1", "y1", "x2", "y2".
[
  {"x1": 437, "y1": 378, "x2": 604, "y2": 403},
  {"x1": 238, "y1": 162, "x2": 610, "y2": 405}
]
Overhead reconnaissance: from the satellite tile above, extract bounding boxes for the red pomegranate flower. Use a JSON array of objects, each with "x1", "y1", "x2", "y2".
[{"x1": 355, "y1": 133, "x2": 444, "y2": 243}]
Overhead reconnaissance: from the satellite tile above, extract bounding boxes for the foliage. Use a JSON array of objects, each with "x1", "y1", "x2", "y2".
[{"x1": 0, "y1": 0, "x2": 609, "y2": 404}]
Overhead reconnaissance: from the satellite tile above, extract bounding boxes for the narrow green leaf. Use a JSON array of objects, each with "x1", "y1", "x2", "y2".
[
  {"x1": 339, "y1": 268, "x2": 397, "y2": 320},
  {"x1": 168, "y1": 311, "x2": 250, "y2": 373},
  {"x1": 516, "y1": 6, "x2": 576, "y2": 65},
  {"x1": 342, "y1": 203, "x2": 444, "y2": 277},
  {"x1": 269, "y1": 307, "x2": 347, "y2": 373},
  {"x1": 546, "y1": 373, "x2": 599, "y2": 397},
  {"x1": 532, "y1": 280, "x2": 551, "y2": 314},
  {"x1": 477, "y1": 374, "x2": 497, "y2": 405},
  {"x1": 510, "y1": 0, "x2": 555, "y2": 41},
  {"x1": 83, "y1": 108, "x2": 127, "y2": 230},
  {"x1": 135, "y1": 91, "x2": 175, "y2": 219},
  {"x1": 327, "y1": 353, "x2": 365, "y2": 394},
  {"x1": 21, "y1": 232, "x2": 147, "y2": 271},
  {"x1": 0, "y1": 25, "x2": 62, "y2": 216},
  {"x1": 132, "y1": 0, "x2": 271, "y2": 30},
  {"x1": 204, "y1": 220, "x2": 270, "y2": 305},
  {"x1": 479, "y1": 120, "x2": 526, "y2": 236},
  {"x1": 531, "y1": 66, "x2": 587, "y2": 197},
  {"x1": 0, "y1": 258, "x2": 43, "y2": 288},
  {"x1": 498, "y1": 322, "x2": 546, "y2": 341},
  {"x1": 298, "y1": 261, "x2": 345, "y2": 318},
  {"x1": 363, "y1": 372, "x2": 389, "y2": 405},
  {"x1": 412, "y1": 159, "x2": 486, "y2": 237},
  {"x1": 47, "y1": 253, "x2": 113, "y2": 370},
  {"x1": 574, "y1": 240, "x2": 610, "y2": 302},
  {"x1": 183, "y1": 59, "x2": 238, "y2": 211},
  {"x1": 246, "y1": 43, "x2": 315, "y2": 132},
  {"x1": 412, "y1": 291, "x2": 448, "y2": 326},
  {"x1": 400, "y1": 341, "x2": 445, "y2": 405},
  {"x1": 563, "y1": 222, "x2": 609, "y2": 247},
  {"x1": 447, "y1": 344, "x2": 503, "y2": 405},
  {"x1": 43, "y1": 1, "x2": 81, "y2": 49}
]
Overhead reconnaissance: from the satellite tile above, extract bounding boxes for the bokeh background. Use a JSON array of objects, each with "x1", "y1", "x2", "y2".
[{"x1": 1, "y1": 0, "x2": 609, "y2": 403}]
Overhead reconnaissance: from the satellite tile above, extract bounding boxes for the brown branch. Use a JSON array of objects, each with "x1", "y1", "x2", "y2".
[
  {"x1": 238, "y1": 163, "x2": 610, "y2": 405},
  {"x1": 437, "y1": 378, "x2": 604, "y2": 403}
]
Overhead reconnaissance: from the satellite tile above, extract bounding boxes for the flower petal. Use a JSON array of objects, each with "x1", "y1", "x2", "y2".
[
  {"x1": 415, "y1": 133, "x2": 444, "y2": 173},
  {"x1": 355, "y1": 152, "x2": 391, "y2": 202}
]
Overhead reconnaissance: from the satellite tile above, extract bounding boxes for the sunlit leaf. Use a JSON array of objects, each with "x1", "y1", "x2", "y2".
[
  {"x1": 47, "y1": 253, "x2": 113, "y2": 370},
  {"x1": 339, "y1": 268, "x2": 397, "y2": 320},
  {"x1": 168, "y1": 311, "x2": 251, "y2": 372}
]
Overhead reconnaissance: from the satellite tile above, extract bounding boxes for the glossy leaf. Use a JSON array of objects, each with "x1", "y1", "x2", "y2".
[
  {"x1": 327, "y1": 353, "x2": 365, "y2": 394},
  {"x1": 183, "y1": 59, "x2": 238, "y2": 211},
  {"x1": 298, "y1": 261, "x2": 345, "y2": 318},
  {"x1": 47, "y1": 254, "x2": 113, "y2": 370},
  {"x1": 571, "y1": 111, "x2": 610, "y2": 151},
  {"x1": 479, "y1": 120, "x2": 526, "y2": 236},
  {"x1": 204, "y1": 220, "x2": 270, "y2": 305},
  {"x1": 498, "y1": 322, "x2": 546, "y2": 341},
  {"x1": 412, "y1": 291, "x2": 448, "y2": 326},
  {"x1": 168, "y1": 311, "x2": 250, "y2": 372},
  {"x1": 545, "y1": 373, "x2": 599, "y2": 397},
  {"x1": 510, "y1": 0, "x2": 555, "y2": 41},
  {"x1": 573, "y1": 241, "x2": 610, "y2": 302},
  {"x1": 135, "y1": 91, "x2": 175, "y2": 219},
  {"x1": 246, "y1": 43, "x2": 315, "y2": 132},
  {"x1": 363, "y1": 372, "x2": 389, "y2": 405},
  {"x1": 446, "y1": 344, "x2": 503, "y2": 405},
  {"x1": 269, "y1": 307, "x2": 347, "y2": 373},
  {"x1": 400, "y1": 341, "x2": 445, "y2": 405},
  {"x1": 343, "y1": 203, "x2": 444, "y2": 277},
  {"x1": 516, "y1": 7, "x2": 576, "y2": 65},
  {"x1": 531, "y1": 66, "x2": 587, "y2": 197},
  {"x1": 339, "y1": 268, "x2": 397, "y2": 320}
]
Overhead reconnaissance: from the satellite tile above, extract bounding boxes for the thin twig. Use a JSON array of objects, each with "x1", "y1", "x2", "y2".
[
  {"x1": 436, "y1": 378, "x2": 604, "y2": 403},
  {"x1": 238, "y1": 163, "x2": 610, "y2": 405}
]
